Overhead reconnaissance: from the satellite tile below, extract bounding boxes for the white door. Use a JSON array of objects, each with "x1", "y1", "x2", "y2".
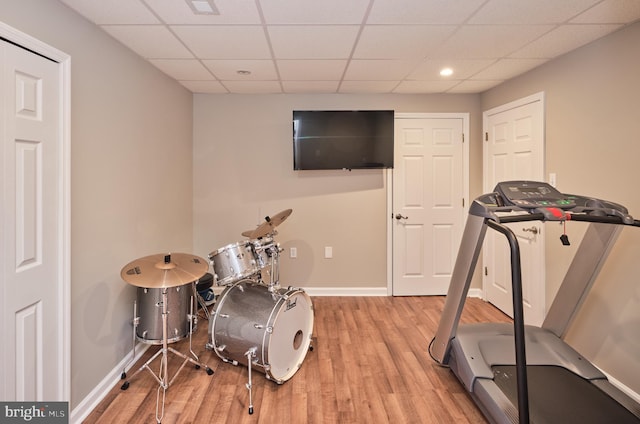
[
  {"x1": 483, "y1": 93, "x2": 545, "y2": 325},
  {"x1": 392, "y1": 114, "x2": 467, "y2": 296},
  {"x1": 1, "y1": 39, "x2": 65, "y2": 401}
]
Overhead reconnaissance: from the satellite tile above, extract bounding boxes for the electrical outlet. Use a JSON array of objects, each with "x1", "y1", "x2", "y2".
[
  {"x1": 324, "y1": 246, "x2": 333, "y2": 259},
  {"x1": 290, "y1": 247, "x2": 297, "y2": 258}
]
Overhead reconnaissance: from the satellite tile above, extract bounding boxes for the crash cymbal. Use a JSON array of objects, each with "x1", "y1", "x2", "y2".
[
  {"x1": 241, "y1": 229, "x2": 254, "y2": 238},
  {"x1": 249, "y1": 209, "x2": 293, "y2": 239},
  {"x1": 121, "y1": 253, "x2": 209, "y2": 288}
]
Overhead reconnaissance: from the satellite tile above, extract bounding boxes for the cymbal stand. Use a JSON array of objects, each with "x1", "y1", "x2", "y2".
[
  {"x1": 245, "y1": 347, "x2": 257, "y2": 415},
  {"x1": 193, "y1": 281, "x2": 211, "y2": 320},
  {"x1": 121, "y1": 300, "x2": 139, "y2": 379},
  {"x1": 121, "y1": 288, "x2": 213, "y2": 424}
]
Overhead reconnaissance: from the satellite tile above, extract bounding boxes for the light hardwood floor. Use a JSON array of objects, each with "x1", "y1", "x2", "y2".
[{"x1": 83, "y1": 295, "x2": 510, "y2": 423}]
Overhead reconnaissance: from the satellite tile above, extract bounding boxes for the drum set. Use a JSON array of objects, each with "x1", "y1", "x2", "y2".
[{"x1": 119, "y1": 209, "x2": 314, "y2": 420}]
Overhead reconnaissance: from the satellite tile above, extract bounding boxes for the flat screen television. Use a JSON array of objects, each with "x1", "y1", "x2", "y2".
[{"x1": 293, "y1": 110, "x2": 394, "y2": 170}]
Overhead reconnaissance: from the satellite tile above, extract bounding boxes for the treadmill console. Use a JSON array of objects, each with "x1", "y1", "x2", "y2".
[{"x1": 493, "y1": 181, "x2": 576, "y2": 210}]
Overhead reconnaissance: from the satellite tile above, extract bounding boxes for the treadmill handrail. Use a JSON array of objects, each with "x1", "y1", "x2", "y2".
[{"x1": 486, "y1": 220, "x2": 530, "y2": 424}]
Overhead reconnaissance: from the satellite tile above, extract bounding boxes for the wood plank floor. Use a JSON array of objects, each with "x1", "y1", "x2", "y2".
[{"x1": 83, "y1": 295, "x2": 510, "y2": 424}]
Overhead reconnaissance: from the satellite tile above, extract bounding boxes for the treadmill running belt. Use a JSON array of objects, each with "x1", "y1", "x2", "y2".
[{"x1": 492, "y1": 365, "x2": 640, "y2": 424}]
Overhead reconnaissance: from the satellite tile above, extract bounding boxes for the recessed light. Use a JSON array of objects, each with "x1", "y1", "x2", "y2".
[
  {"x1": 186, "y1": 0, "x2": 220, "y2": 15},
  {"x1": 440, "y1": 68, "x2": 454, "y2": 77},
  {"x1": 236, "y1": 70, "x2": 252, "y2": 75}
]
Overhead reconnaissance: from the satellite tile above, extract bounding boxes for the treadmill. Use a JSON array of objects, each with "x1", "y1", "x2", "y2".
[{"x1": 431, "y1": 181, "x2": 640, "y2": 424}]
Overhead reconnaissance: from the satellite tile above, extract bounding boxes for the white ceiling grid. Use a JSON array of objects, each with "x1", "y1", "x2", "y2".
[{"x1": 59, "y1": 0, "x2": 640, "y2": 94}]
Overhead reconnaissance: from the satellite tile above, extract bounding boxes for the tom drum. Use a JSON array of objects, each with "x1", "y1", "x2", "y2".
[
  {"x1": 136, "y1": 284, "x2": 196, "y2": 344},
  {"x1": 209, "y1": 241, "x2": 258, "y2": 286}
]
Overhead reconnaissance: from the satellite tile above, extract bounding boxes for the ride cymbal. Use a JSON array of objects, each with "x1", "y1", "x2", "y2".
[
  {"x1": 249, "y1": 209, "x2": 293, "y2": 239},
  {"x1": 121, "y1": 253, "x2": 209, "y2": 288}
]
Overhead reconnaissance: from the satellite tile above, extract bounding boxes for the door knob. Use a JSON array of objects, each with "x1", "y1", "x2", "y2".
[
  {"x1": 395, "y1": 214, "x2": 408, "y2": 220},
  {"x1": 522, "y1": 226, "x2": 538, "y2": 235}
]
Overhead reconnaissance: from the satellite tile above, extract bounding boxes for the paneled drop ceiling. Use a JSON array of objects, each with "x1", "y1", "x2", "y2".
[{"x1": 59, "y1": 0, "x2": 640, "y2": 94}]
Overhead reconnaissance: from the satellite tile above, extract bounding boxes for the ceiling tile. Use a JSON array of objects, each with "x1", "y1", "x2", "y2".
[
  {"x1": 446, "y1": 80, "x2": 503, "y2": 93},
  {"x1": 260, "y1": 0, "x2": 371, "y2": 24},
  {"x1": 149, "y1": 59, "x2": 214, "y2": 80},
  {"x1": 407, "y1": 59, "x2": 496, "y2": 80},
  {"x1": 393, "y1": 80, "x2": 460, "y2": 93},
  {"x1": 268, "y1": 26, "x2": 360, "y2": 59},
  {"x1": 367, "y1": 0, "x2": 485, "y2": 24},
  {"x1": 510, "y1": 24, "x2": 622, "y2": 58},
  {"x1": 338, "y1": 80, "x2": 399, "y2": 93},
  {"x1": 470, "y1": 0, "x2": 601, "y2": 24},
  {"x1": 59, "y1": 0, "x2": 159, "y2": 24},
  {"x1": 283, "y1": 81, "x2": 340, "y2": 93},
  {"x1": 344, "y1": 60, "x2": 418, "y2": 80},
  {"x1": 354, "y1": 25, "x2": 457, "y2": 59},
  {"x1": 572, "y1": 0, "x2": 640, "y2": 23},
  {"x1": 471, "y1": 59, "x2": 547, "y2": 80},
  {"x1": 278, "y1": 60, "x2": 347, "y2": 80},
  {"x1": 171, "y1": 25, "x2": 271, "y2": 58},
  {"x1": 202, "y1": 59, "x2": 278, "y2": 80},
  {"x1": 429, "y1": 25, "x2": 554, "y2": 59},
  {"x1": 179, "y1": 80, "x2": 228, "y2": 93},
  {"x1": 145, "y1": 0, "x2": 261, "y2": 24},
  {"x1": 102, "y1": 25, "x2": 193, "y2": 58},
  {"x1": 222, "y1": 80, "x2": 283, "y2": 93}
]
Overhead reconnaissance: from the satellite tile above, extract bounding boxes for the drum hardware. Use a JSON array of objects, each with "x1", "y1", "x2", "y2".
[
  {"x1": 194, "y1": 289, "x2": 211, "y2": 320},
  {"x1": 194, "y1": 273, "x2": 214, "y2": 320},
  {"x1": 119, "y1": 253, "x2": 214, "y2": 424},
  {"x1": 245, "y1": 347, "x2": 257, "y2": 415}
]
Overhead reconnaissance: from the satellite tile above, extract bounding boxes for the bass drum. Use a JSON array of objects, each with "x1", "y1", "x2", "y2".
[{"x1": 209, "y1": 279, "x2": 314, "y2": 384}]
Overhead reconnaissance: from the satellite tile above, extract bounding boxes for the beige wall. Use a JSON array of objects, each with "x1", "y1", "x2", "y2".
[
  {"x1": 482, "y1": 22, "x2": 640, "y2": 394},
  {"x1": 193, "y1": 94, "x2": 481, "y2": 289},
  {"x1": 0, "y1": 0, "x2": 194, "y2": 409}
]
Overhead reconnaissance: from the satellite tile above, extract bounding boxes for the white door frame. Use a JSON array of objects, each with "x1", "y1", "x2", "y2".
[
  {"x1": 482, "y1": 92, "x2": 546, "y2": 324},
  {"x1": 387, "y1": 113, "x2": 469, "y2": 295},
  {"x1": 0, "y1": 21, "x2": 71, "y2": 401}
]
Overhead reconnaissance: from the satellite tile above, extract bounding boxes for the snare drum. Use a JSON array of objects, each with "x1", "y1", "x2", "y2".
[
  {"x1": 208, "y1": 279, "x2": 314, "y2": 383},
  {"x1": 136, "y1": 284, "x2": 196, "y2": 344},
  {"x1": 209, "y1": 241, "x2": 258, "y2": 285}
]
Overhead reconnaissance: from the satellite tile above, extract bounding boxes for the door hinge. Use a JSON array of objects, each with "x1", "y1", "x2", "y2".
[
  {"x1": 462, "y1": 133, "x2": 465, "y2": 143},
  {"x1": 462, "y1": 198, "x2": 465, "y2": 207},
  {"x1": 484, "y1": 266, "x2": 488, "y2": 276},
  {"x1": 485, "y1": 132, "x2": 488, "y2": 141}
]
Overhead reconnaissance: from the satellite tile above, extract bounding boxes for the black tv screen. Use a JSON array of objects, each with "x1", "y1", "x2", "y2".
[{"x1": 293, "y1": 110, "x2": 394, "y2": 170}]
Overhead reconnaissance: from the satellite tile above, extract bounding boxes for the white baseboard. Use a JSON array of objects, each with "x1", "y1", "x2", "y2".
[
  {"x1": 302, "y1": 286, "x2": 389, "y2": 296},
  {"x1": 601, "y1": 369, "x2": 640, "y2": 404},
  {"x1": 301, "y1": 287, "x2": 483, "y2": 298},
  {"x1": 69, "y1": 343, "x2": 150, "y2": 424},
  {"x1": 468, "y1": 288, "x2": 484, "y2": 298},
  {"x1": 215, "y1": 283, "x2": 486, "y2": 298}
]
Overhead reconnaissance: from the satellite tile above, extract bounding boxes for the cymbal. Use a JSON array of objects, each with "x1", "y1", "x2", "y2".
[
  {"x1": 121, "y1": 253, "x2": 209, "y2": 288},
  {"x1": 248, "y1": 208, "x2": 292, "y2": 239}
]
